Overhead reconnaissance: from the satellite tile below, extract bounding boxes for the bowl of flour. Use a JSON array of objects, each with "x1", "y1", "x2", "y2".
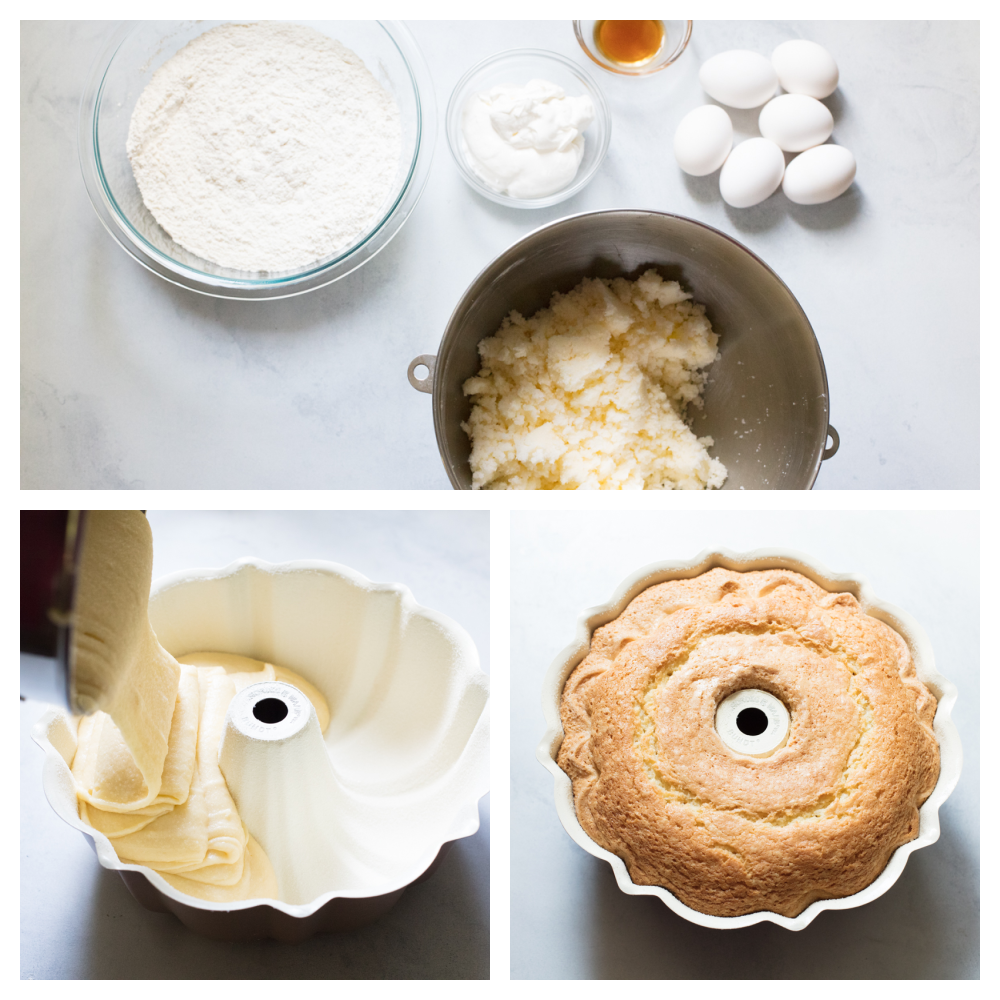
[{"x1": 80, "y1": 21, "x2": 435, "y2": 299}]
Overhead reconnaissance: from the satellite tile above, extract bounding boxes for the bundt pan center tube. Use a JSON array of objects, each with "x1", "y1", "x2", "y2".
[
  {"x1": 536, "y1": 548, "x2": 960, "y2": 930},
  {"x1": 408, "y1": 210, "x2": 839, "y2": 489}
]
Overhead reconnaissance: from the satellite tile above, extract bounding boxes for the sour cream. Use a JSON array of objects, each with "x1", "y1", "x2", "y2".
[{"x1": 460, "y1": 79, "x2": 595, "y2": 200}]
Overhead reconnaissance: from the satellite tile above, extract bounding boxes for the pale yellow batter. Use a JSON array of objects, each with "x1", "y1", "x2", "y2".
[
  {"x1": 71, "y1": 511, "x2": 181, "y2": 809},
  {"x1": 68, "y1": 512, "x2": 330, "y2": 902}
]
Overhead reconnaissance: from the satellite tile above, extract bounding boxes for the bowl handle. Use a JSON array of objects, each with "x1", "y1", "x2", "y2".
[
  {"x1": 822, "y1": 425, "x2": 840, "y2": 461},
  {"x1": 407, "y1": 355, "x2": 436, "y2": 394}
]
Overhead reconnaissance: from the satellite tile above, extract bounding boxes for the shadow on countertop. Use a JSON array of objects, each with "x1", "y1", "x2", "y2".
[
  {"x1": 571, "y1": 810, "x2": 978, "y2": 980},
  {"x1": 60, "y1": 805, "x2": 490, "y2": 980}
]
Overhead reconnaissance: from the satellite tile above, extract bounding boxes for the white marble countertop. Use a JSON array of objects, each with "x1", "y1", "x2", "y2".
[
  {"x1": 510, "y1": 510, "x2": 980, "y2": 978},
  {"x1": 20, "y1": 511, "x2": 490, "y2": 979},
  {"x1": 21, "y1": 21, "x2": 979, "y2": 489}
]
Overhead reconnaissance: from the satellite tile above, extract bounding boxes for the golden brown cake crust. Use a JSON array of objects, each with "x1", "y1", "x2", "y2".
[{"x1": 557, "y1": 567, "x2": 940, "y2": 918}]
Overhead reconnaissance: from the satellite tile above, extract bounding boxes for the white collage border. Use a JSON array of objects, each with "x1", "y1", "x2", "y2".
[{"x1": 13, "y1": 0, "x2": 995, "y2": 988}]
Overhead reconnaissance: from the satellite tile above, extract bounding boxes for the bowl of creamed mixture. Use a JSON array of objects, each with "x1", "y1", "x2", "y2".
[{"x1": 408, "y1": 210, "x2": 839, "y2": 490}]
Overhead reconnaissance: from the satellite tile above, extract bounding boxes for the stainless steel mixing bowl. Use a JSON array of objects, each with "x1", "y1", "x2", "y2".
[{"x1": 408, "y1": 210, "x2": 839, "y2": 489}]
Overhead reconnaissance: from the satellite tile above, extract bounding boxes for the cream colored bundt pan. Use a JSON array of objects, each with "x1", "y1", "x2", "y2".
[
  {"x1": 34, "y1": 558, "x2": 490, "y2": 941},
  {"x1": 536, "y1": 548, "x2": 961, "y2": 931}
]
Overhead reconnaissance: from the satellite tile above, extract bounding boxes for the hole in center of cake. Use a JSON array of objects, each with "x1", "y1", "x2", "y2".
[
  {"x1": 736, "y1": 706, "x2": 769, "y2": 736},
  {"x1": 253, "y1": 697, "x2": 289, "y2": 724},
  {"x1": 715, "y1": 688, "x2": 790, "y2": 758}
]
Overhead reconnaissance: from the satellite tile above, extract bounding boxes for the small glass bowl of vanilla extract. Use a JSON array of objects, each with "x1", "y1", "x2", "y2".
[{"x1": 573, "y1": 19, "x2": 692, "y2": 76}]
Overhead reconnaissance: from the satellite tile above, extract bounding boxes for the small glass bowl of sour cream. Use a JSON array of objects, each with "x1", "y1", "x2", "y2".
[{"x1": 446, "y1": 49, "x2": 611, "y2": 209}]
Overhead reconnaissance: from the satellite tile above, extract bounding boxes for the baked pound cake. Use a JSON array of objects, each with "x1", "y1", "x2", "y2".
[{"x1": 557, "y1": 567, "x2": 940, "y2": 917}]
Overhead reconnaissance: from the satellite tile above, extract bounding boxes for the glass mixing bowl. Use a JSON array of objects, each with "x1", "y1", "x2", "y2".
[
  {"x1": 79, "y1": 21, "x2": 435, "y2": 300},
  {"x1": 445, "y1": 49, "x2": 611, "y2": 209},
  {"x1": 573, "y1": 19, "x2": 693, "y2": 76}
]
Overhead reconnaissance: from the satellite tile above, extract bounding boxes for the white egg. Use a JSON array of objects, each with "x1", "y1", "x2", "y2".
[
  {"x1": 782, "y1": 144, "x2": 856, "y2": 204},
  {"x1": 719, "y1": 137, "x2": 785, "y2": 208},
  {"x1": 673, "y1": 105, "x2": 733, "y2": 176},
  {"x1": 699, "y1": 50, "x2": 778, "y2": 109},
  {"x1": 758, "y1": 94, "x2": 834, "y2": 152},
  {"x1": 771, "y1": 40, "x2": 839, "y2": 99}
]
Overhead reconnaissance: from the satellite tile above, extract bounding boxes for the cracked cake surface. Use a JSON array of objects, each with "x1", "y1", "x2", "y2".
[{"x1": 557, "y1": 566, "x2": 940, "y2": 917}]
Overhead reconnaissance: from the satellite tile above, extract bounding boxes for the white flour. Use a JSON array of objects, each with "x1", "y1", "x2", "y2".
[{"x1": 127, "y1": 22, "x2": 402, "y2": 273}]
